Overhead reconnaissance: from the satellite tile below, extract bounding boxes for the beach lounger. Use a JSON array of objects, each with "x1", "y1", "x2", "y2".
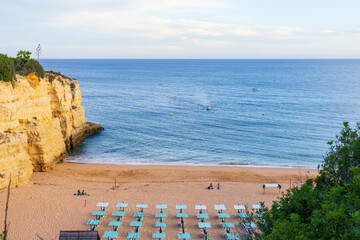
[
  {"x1": 92, "y1": 210, "x2": 105, "y2": 220},
  {"x1": 152, "y1": 232, "x2": 166, "y2": 239},
  {"x1": 252, "y1": 204, "x2": 263, "y2": 210},
  {"x1": 87, "y1": 219, "x2": 100, "y2": 231},
  {"x1": 226, "y1": 233, "x2": 240, "y2": 240},
  {"x1": 242, "y1": 222, "x2": 257, "y2": 229},
  {"x1": 238, "y1": 212, "x2": 250, "y2": 218},
  {"x1": 217, "y1": 212, "x2": 230, "y2": 220},
  {"x1": 214, "y1": 204, "x2": 226, "y2": 212},
  {"x1": 263, "y1": 183, "x2": 281, "y2": 193},
  {"x1": 136, "y1": 204, "x2": 148, "y2": 212},
  {"x1": 133, "y1": 212, "x2": 145, "y2": 218},
  {"x1": 178, "y1": 233, "x2": 192, "y2": 239},
  {"x1": 116, "y1": 202, "x2": 129, "y2": 211},
  {"x1": 102, "y1": 231, "x2": 117, "y2": 240},
  {"x1": 130, "y1": 221, "x2": 143, "y2": 228},
  {"x1": 195, "y1": 205, "x2": 207, "y2": 213},
  {"x1": 127, "y1": 232, "x2": 141, "y2": 239},
  {"x1": 198, "y1": 222, "x2": 211, "y2": 229},
  {"x1": 233, "y1": 205, "x2": 246, "y2": 212},
  {"x1": 155, "y1": 221, "x2": 167, "y2": 228},
  {"x1": 176, "y1": 213, "x2": 188, "y2": 219},
  {"x1": 155, "y1": 212, "x2": 167, "y2": 223},
  {"x1": 130, "y1": 220, "x2": 143, "y2": 233},
  {"x1": 176, "y1": 205, "x2": 187, "y2": 213},
  {"x1": 97, "y1": 202, "x2": 109, "y2": 211},
  {"x1": 221, "y1": 222, "x2": 235, "y2": 232},
  {"x1": 197, "y1": 213, "x2": 209, "y2": 222},
  {"x1": 108, "y1": 220, "x2": 122, "y2": 231},
  {"x1": 155, "y1": 212, "x2": 167, "y2": 219},
  {"x1": 112, "y1": 210, "x2": 125, "y2": 220},
  {"x1": 156, "y1": 204, "x2": 167, "y2": 213}
]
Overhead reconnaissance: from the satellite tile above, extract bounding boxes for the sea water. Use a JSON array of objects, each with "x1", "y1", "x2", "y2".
[{"x1": 40, "y1": 59, "x2": 360, "y2": 168}]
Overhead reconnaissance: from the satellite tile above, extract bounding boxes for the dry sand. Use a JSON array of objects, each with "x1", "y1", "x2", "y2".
[{"x1": 0, "y1": 163, "x2": 317, "y2": 240}]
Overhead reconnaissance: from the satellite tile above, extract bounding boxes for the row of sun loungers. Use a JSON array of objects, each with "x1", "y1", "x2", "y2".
[
  {"x1": 195, "y1": 205, "x2": 210, "y2": 240},
  {"x1": 176, "y1": 205, "x2": 192, "y2": 239},
  {"x1": 153, "y1": 204, "x2": 167, "y2": 240},
  {"x1": 87, "y1": 202, "x2": 263, "y2": 239}
]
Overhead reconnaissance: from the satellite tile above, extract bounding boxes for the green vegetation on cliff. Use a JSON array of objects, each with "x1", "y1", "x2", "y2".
[
  {"x1": 0, "y1": 51, "x2": 44, "y2": 82},
  {"x1": 0, "y1": 54, "x2": 15, "y2": 82},
  {"x1": 255, "y1": 122, "x2": 360, "y2": 239}
]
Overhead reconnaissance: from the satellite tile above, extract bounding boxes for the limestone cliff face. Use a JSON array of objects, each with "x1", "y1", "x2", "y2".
[{"x1": 0, "y1": 73, "x2": 103, "y2": 188}]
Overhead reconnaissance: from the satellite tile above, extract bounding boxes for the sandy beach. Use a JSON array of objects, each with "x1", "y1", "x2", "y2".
[{"x1": 0, "y1": 163, "x2": 317, "y2": 240}]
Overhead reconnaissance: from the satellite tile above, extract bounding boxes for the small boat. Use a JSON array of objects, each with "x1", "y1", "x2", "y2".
[
  {"x1": 252, "y1": 88, "x2": 260, "y2": 91},
  {"x1": 206, "y1": 105, "x2": 211, "y2": 110}
]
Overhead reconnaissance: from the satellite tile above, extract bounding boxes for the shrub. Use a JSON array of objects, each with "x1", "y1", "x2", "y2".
[
  {"x1": 0, "y1": 51, "x2": 45, "y2": 82},
  {"x1": 0, "y1": 54, "x2": 15, "y2": 82},
  {"x1": 45, "y1": 70, "x2": 69, "y2": 79},
  {"x1": 13, "y1": 58, "x2": 44, "y2": 78},
  {"x1": 257, "y1": 122, "x2": 360, "y2": 240},
  {"x1": 16, "y1": 50, "x2": 32, "y2": 63}
]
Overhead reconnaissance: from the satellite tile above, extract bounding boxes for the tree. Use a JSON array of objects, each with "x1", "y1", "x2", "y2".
[
  {"x1": 35, "y1": 44, "x2": 42, "y2": 61},
  {"x1": 317, "y1": 122, "x2": 360, "y2": 188},
  {"x1": 0, "y1": 54, "x2": 15, "y2": 82},
  {"x1": 0, "y1": 50, "x2": 45, "y2": 82},
  {"x1": 16, "y1": 50, "x2": 32, "y2": 63},
  {"x1": 13, "y1": 50, "x2": 44, "y2": 78},
  {"x1": 254, "y1": 122, "x2": 360, "y2": 240}
]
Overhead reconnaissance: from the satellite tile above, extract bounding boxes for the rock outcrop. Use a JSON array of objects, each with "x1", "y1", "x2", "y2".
[{"x1": 0, "y1": 73, "x2": 103, "y2": 188}]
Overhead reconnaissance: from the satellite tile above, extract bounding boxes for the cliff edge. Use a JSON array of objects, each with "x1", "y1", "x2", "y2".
[{"x1": 0, "y1": 73, "x2": 104, "y2": 188}]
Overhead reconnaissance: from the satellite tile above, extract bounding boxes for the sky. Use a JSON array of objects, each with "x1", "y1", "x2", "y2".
[{"x1": 0, "y1": 0, "x2": 359, "y2": 58}]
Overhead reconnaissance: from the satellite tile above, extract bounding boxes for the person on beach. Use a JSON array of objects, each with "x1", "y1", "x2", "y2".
[
  {"x1": 208, "y1": 183, "x2": 213, "y2": 189},
  {"x1": 81, "y1": 190, "x2": 86, "y2": 195},
  {"x1": 317, "y1": 164, "x2": 320, "y2": 173},
  {"x1": 217, "y1": 183, "x2": 220, "y2": 189},
  {"x1": 77, "y1": 190, "x2": 81, "y2": 196}
]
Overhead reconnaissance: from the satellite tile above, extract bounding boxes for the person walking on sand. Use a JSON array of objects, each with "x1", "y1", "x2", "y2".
[{"x1": 317, "y1": 164, "x2": 320, "y2": 173}]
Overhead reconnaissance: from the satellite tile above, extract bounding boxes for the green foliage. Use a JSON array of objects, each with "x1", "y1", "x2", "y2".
[
  {"x1": 260, "y1": 168, "x2": 360, "y2": 240},
  {"x1": 311, "y1": 167, "x2": 360, "y2": 239},
  {"x1": 0, "y1": 51, "x2": 45, "y2": 82},
  {"x1": 13, "y1": 58, "x2": 44, "y2": 78},
  {"x1": 46, "y1": 70, "x2": 63, "y2": 76},
  {"x1": 16, "y1": 50, "x2": 32, "y2": 63},
  {"x1": 13, "y1": 50, "x2": 44, "y2": 78},
  {"x1": 0, "y1": 54, "x2": 15, "y2": 82},
  {"x1": 317, "y1": 122, "x2": 360, "y2": 188},
  {"x1": 45, "y1": 70, "x2": 70, "y2": 81},
  {"x1": 258, "y1": 122, "x2": 360, "y2": 240}
]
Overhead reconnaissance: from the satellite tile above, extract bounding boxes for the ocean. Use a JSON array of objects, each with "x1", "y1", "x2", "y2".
[{"x1": 40, "y1": 59, "x2": 360, "y2": 168}]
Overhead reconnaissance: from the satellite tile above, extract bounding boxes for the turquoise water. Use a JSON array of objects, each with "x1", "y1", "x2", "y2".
[{"x1": 40, "y1": 59, "x2": 360, "y2": 168}]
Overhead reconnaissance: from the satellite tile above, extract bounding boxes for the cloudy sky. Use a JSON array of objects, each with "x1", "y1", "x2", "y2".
[{"x1": 0, "y1": 0, "x2": 359, "y2": 58}]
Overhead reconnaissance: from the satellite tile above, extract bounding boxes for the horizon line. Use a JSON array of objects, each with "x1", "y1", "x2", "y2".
[{"x1": 39, "y1": 58, "x2": 360, "y2": 60}]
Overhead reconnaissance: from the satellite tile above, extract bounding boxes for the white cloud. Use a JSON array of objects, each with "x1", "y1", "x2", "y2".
[
  {"x1": 37, "y1": 0, "x2": 228, "y2": 12},
  {"x1": 127, "y1": 0, "x2": 229, "y2": 11},
  {"x1": 4, "y1": 0, "x2": 360, "y2": 58},
  {"x1": 52, "y1": 10, "x2": 309, "y2": 41}
]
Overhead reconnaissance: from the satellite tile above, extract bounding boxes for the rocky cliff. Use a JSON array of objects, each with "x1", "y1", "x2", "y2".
[{"x1": 0, "y1": 73, "x2": 103, "y2": 188}]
